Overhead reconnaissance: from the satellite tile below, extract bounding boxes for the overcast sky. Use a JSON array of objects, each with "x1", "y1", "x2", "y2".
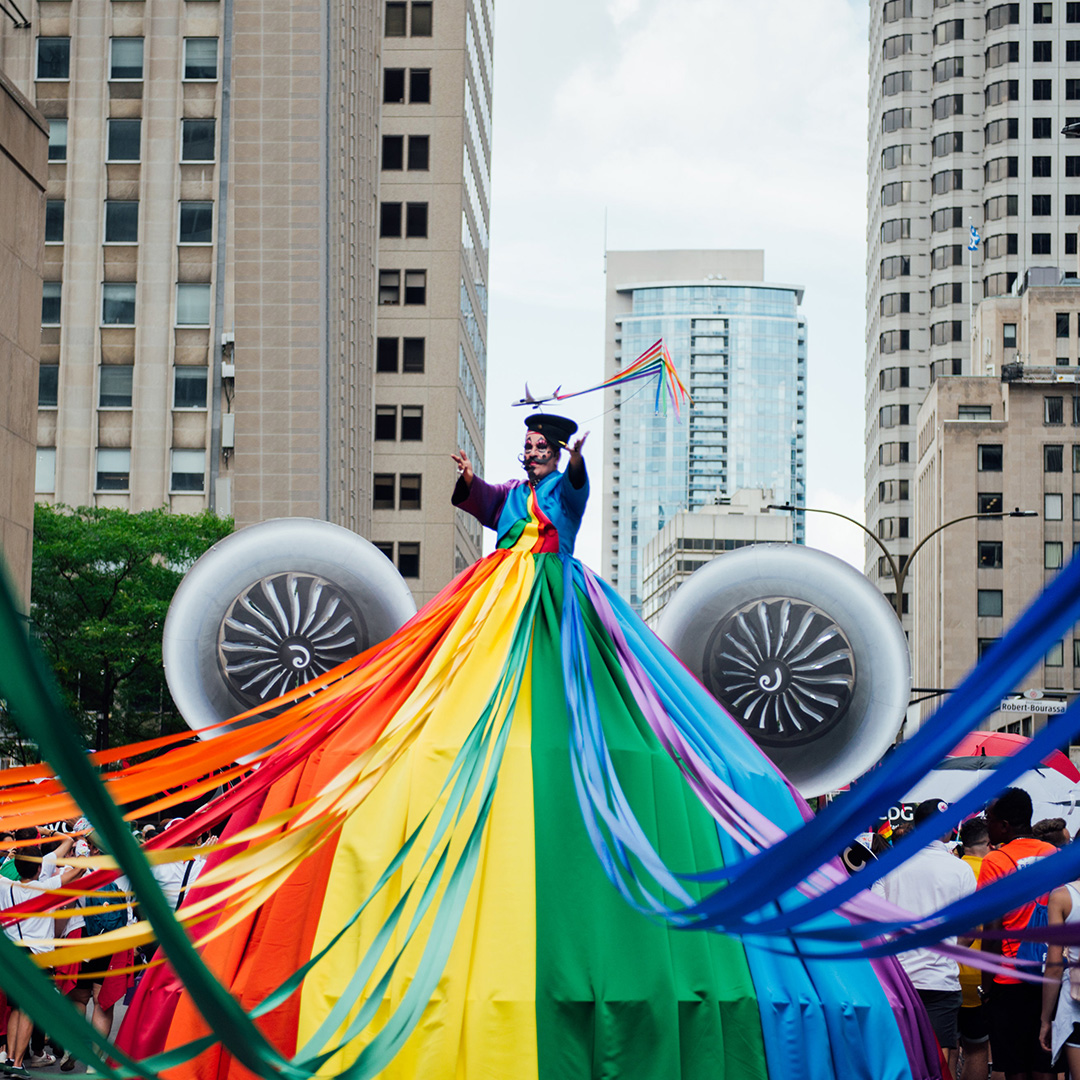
[{"x1": 483, "y1": 0, "x2": 871, "y2": 569}]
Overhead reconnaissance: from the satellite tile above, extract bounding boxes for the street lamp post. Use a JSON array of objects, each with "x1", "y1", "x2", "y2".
[{"x1": 766, "y1": 504, "x2": 1038, "y2": 621}]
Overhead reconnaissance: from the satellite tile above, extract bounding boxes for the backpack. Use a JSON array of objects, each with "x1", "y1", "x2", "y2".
[
  {"x1": 83, "y1": 881, "x2": 127, "y2": 936},
  {"x1": 1000, "y1": 847, "x2": 1050, "y2": 969}
]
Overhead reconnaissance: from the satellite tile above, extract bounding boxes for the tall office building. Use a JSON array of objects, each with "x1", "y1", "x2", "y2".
[
  {"x1": 603, "y1": 250, "x2": 806, "y2": 612},
  {"x1": 867, "y1": 0, "x2": 1080, "y2": 629},
  {"x1": 0, "y1": 0, "x2": 490, "y2": 607}
]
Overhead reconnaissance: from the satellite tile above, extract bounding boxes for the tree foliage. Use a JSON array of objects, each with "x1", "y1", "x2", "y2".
[{"x1": 26, "y1": 505, "x2": 233, "y2": 754}]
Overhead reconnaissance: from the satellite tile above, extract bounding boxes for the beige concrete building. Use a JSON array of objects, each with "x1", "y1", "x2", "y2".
[
  {"x1": 0, "y1": 0, "x2": 490, "y2": 606},
  {"x1": 0, "y1": 68, "x2": 47, "y2": 613},
  {"x1": 639, "y1": 489, "x2": 793, "y2": 628},
  {"x1": 913, "y1": 304, "x2": 1080, "y2": 734}
]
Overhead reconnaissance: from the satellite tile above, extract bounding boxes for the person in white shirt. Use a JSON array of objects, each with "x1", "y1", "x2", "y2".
[
  {"x1": 0, "y1": 836, "x2": 82, "y2": 1072},
  {"x1": 872, "y1": 798, "x2": 977, "y2": 1075}
]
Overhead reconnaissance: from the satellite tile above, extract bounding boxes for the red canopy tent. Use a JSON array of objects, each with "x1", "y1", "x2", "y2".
[{"x1": 948, "y1": 730, "x2": 1080, "y2": 783}]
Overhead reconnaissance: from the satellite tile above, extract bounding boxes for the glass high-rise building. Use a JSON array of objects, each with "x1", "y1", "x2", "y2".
[{"x1": 603, "y1": 250, "x2": 807, "y2": 611}]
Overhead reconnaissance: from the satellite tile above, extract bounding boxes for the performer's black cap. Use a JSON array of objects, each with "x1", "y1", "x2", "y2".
[{"x1": 525, "y1": 413, "x2": 577, "y2": 448}]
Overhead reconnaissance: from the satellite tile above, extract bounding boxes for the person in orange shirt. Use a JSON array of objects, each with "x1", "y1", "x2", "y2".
[{"x1": 978, "y1": 787, "x2": 1059, "y2": 1080}]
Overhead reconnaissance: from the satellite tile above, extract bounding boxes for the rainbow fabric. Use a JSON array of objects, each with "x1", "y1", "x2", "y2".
[
  {"x1": 9, "y1": 473, "x2": 1080, "y2": 1077},
  {"x1": 550, "y1": 339, "x2": 691, "y2": 419}
]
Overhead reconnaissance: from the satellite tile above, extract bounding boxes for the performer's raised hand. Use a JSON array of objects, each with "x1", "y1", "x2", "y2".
[
  {"x1": 451, "y1": 449, "x2": 474, "y2": 486},
  {"x1": 568, "y1": 431, "x2": 590, "y2": 466}
]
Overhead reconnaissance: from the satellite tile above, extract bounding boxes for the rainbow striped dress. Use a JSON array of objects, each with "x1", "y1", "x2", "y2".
[{"x1": 119, "y1": 468, "x2": 942, "y2": 1080}]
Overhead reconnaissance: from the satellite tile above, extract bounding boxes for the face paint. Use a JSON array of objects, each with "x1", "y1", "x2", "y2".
[{"x1": 521, "y1": 432, "x2": 557, "y2": 480}]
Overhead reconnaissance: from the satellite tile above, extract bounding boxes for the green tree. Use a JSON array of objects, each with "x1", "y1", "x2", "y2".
[{"x1": 29, "y1": 505, "x2": 233, "y2": 752}]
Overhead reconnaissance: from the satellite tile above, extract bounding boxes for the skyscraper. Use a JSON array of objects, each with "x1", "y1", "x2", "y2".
[
  {"x1": 867, "y1": 0, "x2": 1078, "y2": 626},
  {"x1": 0, "y1": 0, "x2": 490, "y2": 606},
  {"x1": 603, "y1": 250, "x2": 806, "y2": 612}
]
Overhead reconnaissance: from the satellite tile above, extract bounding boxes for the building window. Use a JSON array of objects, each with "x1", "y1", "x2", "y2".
[
  {"x1": 1034, "y1": 116, "x2": 1054, "y2": 138},
  {"x1": 932, "y1": 243, "x2": 964, "y2": 268},
  {"x1": 932, "y1": 207, "x2": 964, "y2": 232},
  {"x1": 376, "y1": 338, "x2": 398, "y2": 373},
  {"x1": 384, "y1": 68, "x2": 406, "y2": 103},
  {"x1": 173, "y1": 367, "x2": 208, "y2": 409},
  {"x1": 978, "y1": 589, "x2": 1004, "y2": 616},
  {"x1": 959, "y1": 404, "x2": 992, "y2": 419},
  {"x1": 933, "y1": 132, "x2": 964, "y2": 157},
  {"x1": 933, "y1": 57, "x2": 964, "y2": 82},
  {"x1": 933, "y1": 94, "x2": 964, "y2": 119},
  {"x1": 397, "y1": 542, "x2": 420, "y2": 578},
  {"x1": 978, "y1": 444, "x2": 1003, "y2": 471},
  {"x1": 176, "y1": 283, "x2": 211, "y2": 325},
  {"x1": 101, "y1": 282, "x2": 135, "y2": 325},
  {"x1": 1033, "y1": 194, "x2": 1052, "y2": 215},
  {"x1": 883, "y1": 108, "x2": 912, "y2": 132},
  {"x1": 986, "y1": 233, "x2": 1019, "y2": 258},
  {"x1": 404, "y1": 269, "x2": 426, "y2": 304},
  {"x1": 183, "y1": 38, "x2": 218, "y2": 80},
  {"x1": 107, "y1": 119, "x2": 141, "y2": 161},
  {"x1": 411, "y1": 2, "x2": 433, "y2": 34},
  {"x1": 181, "y1": 119, "x2": 216, "y2": 161},
  {"x1": 402, "y1": 337, "x2": 425, "y2": 372},
  {"x1": 409, "y1": 68, "x2": 431, "y2": 102},
  {"x1": 881, "y1": 183, "x2": 911, "y2": 208},
  {"x1": 399, "y1": 474, "x2": 422, "y2": 509},
  {"x1": 41, "y1": 282, "x2": 61, "y2": 325},
  {"x1": 178, "y1": 201, "x2": 213, "y2": 244},
  {"x1": 985, "y1": 117, "x2": 1019, "y2": 144},
  {"x1": 405, "y1": 202, "x2": 428, "y2": 238},
  {"x1": 99, "y1": 365, "x2": 133, "y2": 408},
  {"x1": 48, "y1": 119, "x2": 67, "y2": 161},
  {"x1": 931, "y1": 282, "x2": 964, "y2": 308},
  {"x1": 985, "y1": 157, "x2": 1019, "y2": 183},
  {"x1": 1034, "y1": 39, "x2": 1054, "y2": 61},
  {"x1": 978, "y1": 541, "x2": 1004, "y2": 568},
  {"x1": 380, "y1": 202, "x2": 402, "y2": 237},
  {"x1": 1034, "y1": 77, "x2": 1054, "y2": 100},
  {"x1": 104, "y1": 200, "x2": 139, "y2": 243},
  {"x1": 1071, "y1": 79, "x2": 1080, "y2": 100},
  {"x1": 880, "y1": 330, "x2": 910, "y2": 354},
  {"x1": 373, "y1": 473, "x2": 395, "y2": 509},
  {"x1": 378, "y1": 270, "x2": 400, "y2": 305},
  {"x1": 1033, "y1": 155, "x2": 1053, "y2": 178},
  {"x1": 374, "y1": 405, "x2": 396, "y2": 440},
  {"x1": 400, "y1": 405, "x2": 423, "y2": 440},
  {"x1": 38, "y1": 364, "x2": 58, "y2": 408},
  {"x1": 1073, "y1": 2, "x2": 1080, "y2": 21},
  {"x1": 96, "y1": 448, "x2": 131, "y2": 491},
  {"x1": 1047, "y1": 396, "x2": 1065, "y2": 423},
  {"x1": 986, "y1": 41, "x2": 1020, "y2": 68},
  {"x1": 882, "y1": 144, "x2": 912, "y2": 170},
  {"x1": 1047, "y1": 641, "x2": 1066, "y2": 666},
  {"x1": 1033, "y1": 233, "x2": 1052, "y2": 254},
  {"x1": 1071, "y1": 42, "x2": 1080, "y2": 60},
  {"x1": 1074, "y1": 493, "x2": 1080, "y2": 520},
  {"x1": 884, "y1": 0, "x2": 914, "y2": 19},
  {"x1": 385, "y1": 1, "x2": 406, "y2": 35},
  {"x1": 880, "y1": 255, "x2": 910, "y2": 280},
  {"x1": 979, "y1": 492, "x2": 1003, "y2": 513},
  {"x1": 36, "y1": 38, "x2": 70, "y2": 80},
  {"x1": 880, "y1": 367, "x2": 910, "y2": 390},
  {"x1": 1046, "y1": 444, "x2": 1065, "y2": 471},
  {"x1": 984, "y1": 194, "x2": 1019, "y2": 220},
  {"x1": 880, "y1": 293, "x2": 910, "y2": 316},
  {"x1": 932, "y1": 170, "x2": 964, "y2": 195},
  {"x1": 985, "y1": 80, "x2": 1019, "y2": 106},
  {"x1": 1003, "y1": 323, "x2": 1017, "y2": 349},
  {"x1": 44, "y1": 200, "x2": 64, "y2": 243},
  {"x1": 933, "y1": 18, "x2": 964, "y2": 43},
  {"x1": 35, "y1": 448, "x2": 56, "y2": 494},
  {"x1": 978, "y1": 637, "x2": 1001, "y2": 659},
  {"x1": 109, "y1": 37, "x2": 143, "y2": 80},
  {"x1": 1046, "y1": 492, "x2": 1065, "y2": 520},
  {"x1": 1046, "y1": 541, "x2": 1065, "y2": 568},
  {"x1": 1069, "y1": 195, "x2": 1080, "y2": 216},
  {"x1": 931, "y1": 319, "x2": 963, "y2": 344},
  {"x1": 1035, "y1": 1, "x2": 1054, "y2": 21},
  {"x1": 407, "y1": 134, "x2": 430, "y2": 170},
  {"x1": 987, "y1": 3, "x2": 1020, "y2": 27},
  {"x1": 382, "y1": 134, "x2": 403, "y2": 170},
  {"x1": 374, "y1": 541, "x2": 394, "y2": 560},
  {"x1": 1074, "y1": 445, "x2": 1080, "y2": 470},
  {"x1": 170, "y1": 449, "x2": 206, "y2": 492}
]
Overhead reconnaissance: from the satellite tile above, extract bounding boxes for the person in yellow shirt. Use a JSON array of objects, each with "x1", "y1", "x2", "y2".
[{"x1": 957, "y1": 816, "x2": 996, "y2": 1080}]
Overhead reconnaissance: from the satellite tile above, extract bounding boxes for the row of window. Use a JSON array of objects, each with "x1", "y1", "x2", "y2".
[
  {"x1": 376, "y1": 336, "x2": 425, "y2": 373},
  {"x1": 42, "y1": 282, "x2": 213, "y2": 326},
  {"x1": 48, "y1": 118, "x2": 217, "y2": 163},
  {"x1": 373, "y1": 472, "x2": 422, "y2": 510},
  {"x1": 377, "y1": 269, "x2": 426, "y2": 306},
  {"x1": 38, "y1": 364, "x2": 208, "y2": 410},
  {"x1": 374, "y1": 404, "x2": 424, "y2": 441},
  {"x1": 372, "y1": 541, "x2": 420, "y2": 579},
  {"x1": 36, "y1": 37, "x2": 218, "y2": 82},
  {"x1": 44, "y1": 200, "x2": 213, "y2": 245},
  {"x1": 381, "y1": 134, "x2": 429, "y2": 171},
  {"x1": 978, "y1": 442, "x2": 1080, "y2": 472},
  {"x1": 383, "y1": 68, "x2": 431, "y2": 105},
  {"x1": 35, "y1": 447, "x2": 205, "y2": 494},
  {"x1": 384, "y1": 0, "x2": 432, "y2": 37},
  {"x1": 978, "y1": 540, "x2": 1070, "y2": 570},
  {"x1": 883, "y1": 110, "x2": 1080, "y2": 143}
]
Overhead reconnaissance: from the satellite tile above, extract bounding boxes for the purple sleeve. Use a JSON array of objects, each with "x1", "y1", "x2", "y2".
[{"x1": 452, "y1": 475, "x2": 515, "y2": 530}]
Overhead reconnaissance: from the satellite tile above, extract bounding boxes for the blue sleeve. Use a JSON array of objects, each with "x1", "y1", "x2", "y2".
[{"x1": 560, "y1": 462, "x2": 589, "y2": 522}]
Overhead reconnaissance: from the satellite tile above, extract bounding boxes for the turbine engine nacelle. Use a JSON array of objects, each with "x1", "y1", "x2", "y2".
[
  {"x1": 656, "y1": 544, "x2": 910, "y2": 798},
  {"x1": 163, "y1": 518, "x2": 417, "y2": 747}
]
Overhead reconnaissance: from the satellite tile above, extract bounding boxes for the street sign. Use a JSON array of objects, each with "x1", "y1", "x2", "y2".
[{"x1": 998, "y1": 698, "x2": 1067, "y2": 715}]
